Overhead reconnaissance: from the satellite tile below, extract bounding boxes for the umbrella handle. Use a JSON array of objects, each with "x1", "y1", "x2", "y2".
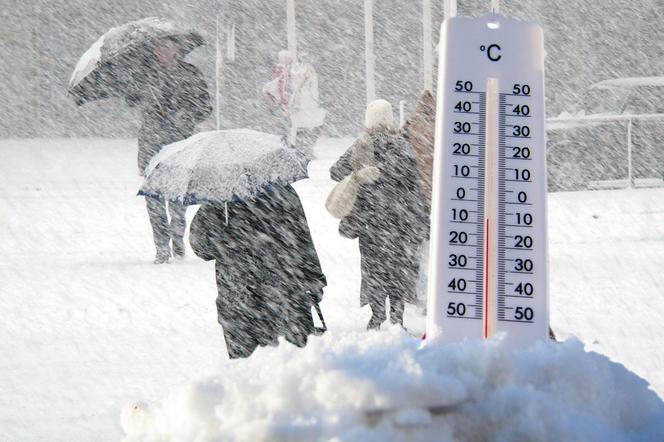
[{"x1": 314, "y1": 302, "x2": 327, "y2": 331}]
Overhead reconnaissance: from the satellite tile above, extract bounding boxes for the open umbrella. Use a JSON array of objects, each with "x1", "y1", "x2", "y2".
[
  {"x1": 138, "y1": 129, "x2": 309, "y2": 205},
  {"x1": 68, "y1": 17, "x2": 204, "y2": 106}
]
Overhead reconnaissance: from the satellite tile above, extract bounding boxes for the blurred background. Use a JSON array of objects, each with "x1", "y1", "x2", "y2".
[{"x1": 2, "y1": 0, "x2": 663, "y2": 138}]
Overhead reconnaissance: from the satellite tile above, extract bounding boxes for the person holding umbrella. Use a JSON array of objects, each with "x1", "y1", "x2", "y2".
[
  {"x1": 128, "y1": 37, "x2": 212, "y2": 263},
  {"x1": 139, "y1": 129, "x2": 327, "y2": 358},
  {"x1": 69, "y1": 18, "x2": 212, "y2": 263},
  {"x1": 189, "y1": 184, "x2": 327, "y2": 359}
]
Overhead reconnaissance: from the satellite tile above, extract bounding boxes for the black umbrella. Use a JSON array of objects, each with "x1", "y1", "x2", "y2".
[{"x1": 68, "y1": 17, "x2": 204, "y2": 106}]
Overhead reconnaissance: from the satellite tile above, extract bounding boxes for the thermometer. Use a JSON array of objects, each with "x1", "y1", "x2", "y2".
[{"x1": 426, "y1": 14, "x2": 549, "y2": 346}]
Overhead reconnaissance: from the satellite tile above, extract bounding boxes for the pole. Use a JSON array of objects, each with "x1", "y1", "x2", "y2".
[
  {"x1": 444, "y1": 0, "x2": 457, "y2": 18},
  {"x1": 423, "y1": 0, "x2": 433, "y2": 91},
  {"x1": 287, "y1": 0, "x2": 297, "y2": 59},
  {"x1": 627, "y1": 118, "x2": 633, "y2": 188},
  {"x1": 287, "y1": 0, "x2": 297, "y2": 144},
  {"x1": 399, "y1": 100, "x2": 406, "y2": 128},
  {"x1": 215, "y1": 14, "x2": 222, "y2": 130},
  {"x1": 364, "y1": 0, "x2": 376, "y2": 103},
  {"x1": 491, "y1": 0, "x2": 500, "y2": 13}
]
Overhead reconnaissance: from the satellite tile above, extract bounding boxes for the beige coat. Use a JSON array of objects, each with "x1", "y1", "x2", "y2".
[{"x1": 403, "y1": 90, "x2": 436, "y2": 212}]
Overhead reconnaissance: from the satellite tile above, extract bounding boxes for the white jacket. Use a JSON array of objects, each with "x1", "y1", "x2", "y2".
[{"x1": 289, "y1": 62, "x2": 326, "y2": 129}]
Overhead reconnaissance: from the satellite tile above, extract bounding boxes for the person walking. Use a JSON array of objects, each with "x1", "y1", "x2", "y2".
[
  {"x1": 402, "y1": 90, "x2": 436, "y2": 309},
  {"x1": 128, "y1": 37, "x2": 212, "y2": 263},
  {"x1": 330, "y1": 99, "x2": 428, "y2": 330},
  {"x1": 288, "y1": 52, "x2": 327, "y2": 157},
  {"x1": 189, "y1": 184, "x2": 327, "y2": 359},
  {"x1": 263, "y1": 51, "x2": 326, "y2": 158}
]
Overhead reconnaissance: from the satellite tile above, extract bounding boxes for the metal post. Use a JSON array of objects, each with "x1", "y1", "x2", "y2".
[
  {"x1": 226, "y1": 23, "x2": 236, "y2": 62},
  {"x1": 627, "y1": 118, "x2": 633, "y2": 188},
  {"x1": 364, "y1": 0, "x2": 376, "y2": 103},
  {"x1": 491, "y1": 0, "x2": 500, "y2": 13},
  {"x1": 444, "y1": 0, "x2": 457, "y2": 18},
  {"x1": 423, "y1": 0, "x2": 433, "y2": 91},
  {"x1": 287, "y1": 0, "x2": 297, "y2": 144},
  {"x1": 399, "y1": 100, "x2": 406, "y2": 127},
  {"x1": 287, "y1": 0, "x2": 297, "y2": 59},
  {"x1": 215, "y1": 14, "x2": 222, "y2": 130}
]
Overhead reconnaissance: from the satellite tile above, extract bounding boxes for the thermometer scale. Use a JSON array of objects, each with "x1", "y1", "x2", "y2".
[{"x1": 426, "y1": 14, "x2": 549, "y2": 345}]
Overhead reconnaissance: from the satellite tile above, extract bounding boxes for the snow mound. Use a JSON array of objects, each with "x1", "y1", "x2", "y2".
[{"x1": 120, "y1": 329, "x2": 664, "y2": 442}]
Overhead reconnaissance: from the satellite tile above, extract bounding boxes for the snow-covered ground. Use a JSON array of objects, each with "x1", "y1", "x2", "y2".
[{"x1": 1, "y1": 137, "x2": 664, "y2": 441}]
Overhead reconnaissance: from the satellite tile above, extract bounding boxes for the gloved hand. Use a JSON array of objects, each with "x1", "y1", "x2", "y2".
[
  {"x1": 355, "y1": 166, "x2": 380, "y2": 184},
  {"x1": 339, "y1": 216, "x2": 359, "y2": 239}
]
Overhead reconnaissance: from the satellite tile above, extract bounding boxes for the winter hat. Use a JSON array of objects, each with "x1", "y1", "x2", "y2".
[
  {"x1": 278, "y1": 50, "x2": 293, "y2": 65},
  {"x1": 365, "y1": 99, "x2": 394, "y2": 130}
]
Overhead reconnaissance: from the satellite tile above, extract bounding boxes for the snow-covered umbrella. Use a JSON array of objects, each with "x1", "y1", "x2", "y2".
[
  {"x1": 68, "y1": 17, "x2": 204, "y2": 106},
  {"x1": 139, "y1": 129, "x2": 309, "y2": 205}
]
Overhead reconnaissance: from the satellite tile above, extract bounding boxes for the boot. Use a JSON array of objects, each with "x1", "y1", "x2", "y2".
[
  {"x1": 154, "y1": 247, "x2": 170, "y2": 264},
  {"x1": 367, "y1": 311, "x2": 385, "y2": 330},
  {"x1": 367, "y1": 299, "x2": 387, "y2": 330},
  {"x1": 172, "y1": 237, "x2": 185, "y2": 258},
  {"x1": 389, "y1": 299, "x2": 405, "y2": 327}
]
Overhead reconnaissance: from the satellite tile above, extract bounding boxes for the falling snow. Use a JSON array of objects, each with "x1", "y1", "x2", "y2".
[{"x1": 2, "y1": 1, "x2": 664, "y2": 440}]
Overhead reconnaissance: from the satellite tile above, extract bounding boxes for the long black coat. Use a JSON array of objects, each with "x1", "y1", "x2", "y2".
[
  {"x1": 128, "y1": 59, "x2": 212, "y2": 175},
  {"x1": 330, "y1": 129, "x2": 428, "y2": 307},
  {"x1": 189, "y1": 184, "x2": 327, "y2": 358}
]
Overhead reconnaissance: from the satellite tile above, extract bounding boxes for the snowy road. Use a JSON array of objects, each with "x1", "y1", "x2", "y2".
[{"x1": 1, "y1": 138, "x2": 663, "y2": 441}]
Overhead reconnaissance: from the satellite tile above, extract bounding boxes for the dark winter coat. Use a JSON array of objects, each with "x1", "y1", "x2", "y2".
[
  {"x1": 189, "y1": 184, "x2": 327, "y2": 359},
  {"x1": 330, "y1": 129, "x2": 428, "y2": 307},
  {"x1": 128, "y1": 59, "x2": 212, "y2": 175}
]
